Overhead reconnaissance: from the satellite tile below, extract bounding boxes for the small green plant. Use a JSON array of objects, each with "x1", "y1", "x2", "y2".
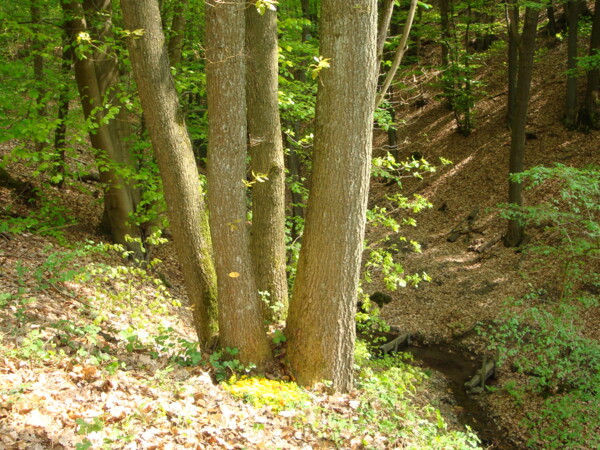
[
  {"x1": 313, "y1": 347, "x2": 480, "y2": 448},
  {"x1": 75, "y1": 417, "x2": 105, "y2": 450},
  {"x1": 209, "y1": 347, "x2": 257, "y2": 382}
]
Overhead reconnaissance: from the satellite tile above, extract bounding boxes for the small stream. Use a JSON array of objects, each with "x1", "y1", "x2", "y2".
[{"x1": 399, "y1": 343, "x2": 517, "y2": 449}]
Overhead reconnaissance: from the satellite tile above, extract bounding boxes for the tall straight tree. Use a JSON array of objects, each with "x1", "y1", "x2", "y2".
[
  {"x1": 245, "y1": 4, "x2": 288, "y2": 322},
  {"x1": 580, "y1": 0, "x2": 600, "y2": 129},
  {"x1": 505, "y1": 5, "x2": 540, "y2": 247},
  {"x1": 205, "y1": 0, "x2": 271, "y2": 367},
  {"x1": 506, "y1": 0, "x2": 519, "y2": 127},
  {"x1": 61, "y1": 0, "x2": 143, "y2": 259},
  {"x1": 285, "y1": 0, "x2": 378, "y2": 392},
  {"x1": 120, "y1": 0, "x2": 219, "y2": 346},
  {"x1": 564, "y1": 0, "x2": 582, "y2": 129}
]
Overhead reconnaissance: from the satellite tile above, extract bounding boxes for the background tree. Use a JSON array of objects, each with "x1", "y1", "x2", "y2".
[
  {"x1": 205, "y1": 0, "x2": 271, "y2": 367},
  {"x1": 564, "y1": 0, "x2": 583, "y2": 129},
  {"x1": 579, "y1": 0, "x2": 600, "y2": 129},
  {"x1": 61, "y1": 0, "x2": 144, "y2": 259},
  {"x1": 245, "y1": 4, "x2": 289, "y2": 322},
  {"x1": 285, "y1": 0, "x2": 378, "y2": 392},
  {"x1": 505, "y1": 5, "x2": 540, "y2": 247}
]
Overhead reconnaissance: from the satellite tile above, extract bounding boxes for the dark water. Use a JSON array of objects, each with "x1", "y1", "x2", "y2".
[{"x1": 401, "y1": 343, "x2": 517, "y2": 449}]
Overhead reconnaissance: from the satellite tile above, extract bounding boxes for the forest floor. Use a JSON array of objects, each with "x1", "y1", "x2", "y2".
[{"x1": 1, "y1": 29, "x2": 599, "y2": 450}]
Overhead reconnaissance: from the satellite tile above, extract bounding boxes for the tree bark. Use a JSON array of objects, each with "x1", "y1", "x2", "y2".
[
  {"x1": 245, "y1": 5, "x2": 289, "y2": 322},
  {"x1": 205, "y1": 0, "x2": 271, "y2": 367},
  {"x1": 61, "y1": 0, "x2": 143, "y2": 259},
  {"x1": 506, "y1": 6, "x2": 540, "y2": 247},
  {"x1": 120, "y1": 0, "x2": 219, "y2": 346},
  {"x1": 564, "y1": 0, "x2": 581, "y2": 129},
  {"x1": 167, "y1": 0, "x2": 187, "y2": 67},
  {"x1": 285, "y1": 0, "x2": 378, "y2": 392},
  {"x1": 53, "y1": 34, "x2": 72, "y2": 188},
  {"x1": 506, "y1": 0, "x2": 519, "y2": 128},
  {"x1": 580, "y1": 0, "x2": 600, "y2": 129}
]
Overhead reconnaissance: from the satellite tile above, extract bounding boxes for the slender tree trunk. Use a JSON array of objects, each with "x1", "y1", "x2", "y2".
[
  {"x1": 300, "y1": 0, "x2": 313, "y2": 41},
  {"x1": 245, "y1": 5, "x2": 289, "y2": 322},
  {"x1": 167, "y1": 0, "x2": 187, "y2": 67},
  {"x1": 506, "y1": 0, "x2": 519, "y2": 128},
  {"x1": 285, "y1": 0, "x2": 378, "y2": 392},
  {"x1": 205, "y1": 0, "x2": 271, "y2": 367},
  {"x1": 580, "y1": 0, "x2": 600, "y2": 129},
  {"x1": 440, "y1": 0, "x2": 452, "y2": 104},
  {"x1": 376, "y1": 0, "x2": 395, "y2": 68},
  {"x1": 30, "y1": 0, "x2": 47, "y2": 153},
  {"x1": 564, "y1": 0, "x2": 581, "y2": 129},
  {"x1": 375, "y1": 0, "x2": 418, "y2": 108},
  {"x1": 506, "y1": 7, "x2": 540, "y2": 247},
  {"x1": 120, "y1": 0, "x2": 219, "y2": 346},
  {"x1": 53, "y1": 36, "x2": 72, "y2": 188},
  {"x1": 284, "y1": 123, "x2": 305, "y2": 242},
  {"x1": 547, "y1": 5, "x2": 558, "y2": 38}
]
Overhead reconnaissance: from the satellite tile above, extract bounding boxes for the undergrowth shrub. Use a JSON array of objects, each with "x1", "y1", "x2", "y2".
[{"x1": 485, "y1": 164, "x2": 600, "y2": 447}]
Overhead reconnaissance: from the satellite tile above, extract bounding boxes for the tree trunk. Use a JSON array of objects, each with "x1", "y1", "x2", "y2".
[
  {"x1": 285, "y1": 0, "x2": 378, "y2": 392},
  {"x1": 506, "y1": 7, "x2": 540, "y2": 247},
  {"x1": 245, "y1": 5, "x2": 289, "y2": 322},
  {"x1": 53, "y1": 34, "x2": 72, "y2": 188},
  {"x1": 284, "y1": 123, "x2": 305, "y2": 243},
  {"x1": 440, "y1": 0, "x2": 451, "y2": 77},
  {"x1": 61, "y1": 0, "x2": 143, "y2": 259},
  {"x1": 30, "y1": 0, "x2": 47, "y2": 153},
  {"x1": 579, "y1": 0, "x2": 600, "y2": 129},
  {"x1": 120, "y1": 0, "x2": 219, "y2": 346},
  {"x1": 506, "y1": 0, "x2": 519, "y2": 128},
  {"x1": 376, "y1": 0, "x2": 395, "y2": 68},
  {"x1": 167, "y1": 0, "x2": 187, "y2": 67},
  {"x1": 375, "y1": 0, "x2": 418, "y2": 108},
  {"x1": 205, "y1": 0, "x2": 271, "y2": 368},
  {"x1": 547, "y1": 5, "x2": 558, "y2": 38},
  {"x1": 564, "y1": 0, "x2": 581, "y2": 129}
]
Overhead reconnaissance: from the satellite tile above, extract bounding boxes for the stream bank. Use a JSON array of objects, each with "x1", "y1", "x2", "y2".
[{"x1": 393, "y1": 340, "x2": 518, "y2": 449}]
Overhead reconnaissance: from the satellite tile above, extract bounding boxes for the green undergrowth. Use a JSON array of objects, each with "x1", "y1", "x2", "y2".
[{"x1": 484, "y1": 164, "x2": 600, "y2": 448}]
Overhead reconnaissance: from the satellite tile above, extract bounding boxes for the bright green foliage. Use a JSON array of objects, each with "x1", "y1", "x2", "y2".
[
  {"x1": 362, "y1": 153, "x2": 442, "y2": 294},
  {"x1": 208, "y1": 348, "x2": 257, "y2": 382},
  {"x1": 309, "y1": 346, "x2": 481, "y2": 448}
]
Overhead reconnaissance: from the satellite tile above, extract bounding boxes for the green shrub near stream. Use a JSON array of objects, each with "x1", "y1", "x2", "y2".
[{"x1": 485, "y1": 164, "x2": 600, "y2": 448}]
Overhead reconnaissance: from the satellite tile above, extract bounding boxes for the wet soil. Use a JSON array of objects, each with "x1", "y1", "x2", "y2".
[{"x1": 403, "y1": 343, "x2": 516, "y2": 449}]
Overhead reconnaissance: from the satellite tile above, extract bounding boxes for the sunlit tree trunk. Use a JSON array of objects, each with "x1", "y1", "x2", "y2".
[
  {"x1": 506, "y1": 6, "x2": 540, "y2": 247},
  {"x1": 121, "y1": 0, "x2": 219, "y2": 346},
  {"x1": 245, "y1": 5, "x2": 289, "y2": 322},
  {"x1": 205, "y1": 0, "x2": 271, "y2": 368},
  {"x1": 285, "y1": 0, "x2": 378, "y2": 392}
]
